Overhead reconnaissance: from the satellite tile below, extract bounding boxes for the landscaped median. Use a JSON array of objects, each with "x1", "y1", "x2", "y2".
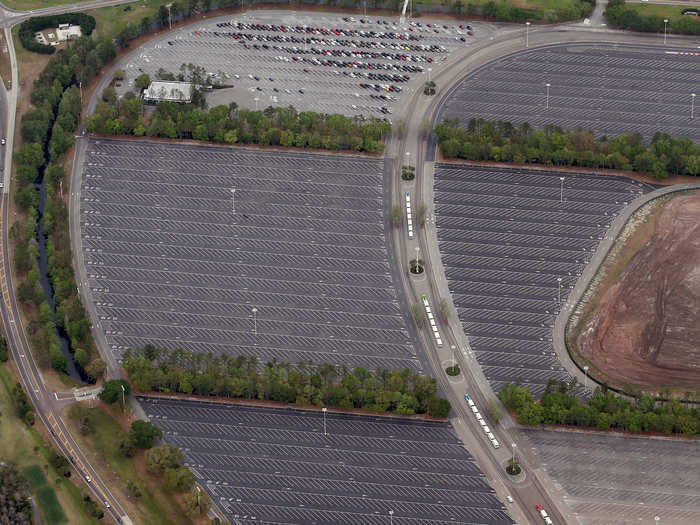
[
  {"x1": 499, "y1": 379, "x2": 700, "y2": 435},
  {"x1": 122, "y1": 345, "x2": 452, "y2": 418}
]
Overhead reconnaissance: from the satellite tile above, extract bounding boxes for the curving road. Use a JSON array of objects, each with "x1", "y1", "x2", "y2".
[
  {"x1": 0, "y1": 1, "x2": 138, "y2": 523},
  {"x1": 387, "y1": 22, "x2": 700, "y2": 525}
]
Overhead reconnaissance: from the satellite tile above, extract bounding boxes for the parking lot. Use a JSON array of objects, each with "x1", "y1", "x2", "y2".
[
  {"x1": 438, "y1": 43, "x2": 700, "y2": 141},
  {"x1": 139, "y1": 396, "x2": 514, "y2": 525},
  {"x1": 118, "y1": 10, "x2": 490, "y2": 117},
  {"x1": 522, "y1": 428, "x2": 700, "y2": 525},
  {"x1": 433, "y1": 164, "x2": 652, "y2": 396},
  {"x1": 80, "y1": 138, "x2": 422, "y2": 371}
]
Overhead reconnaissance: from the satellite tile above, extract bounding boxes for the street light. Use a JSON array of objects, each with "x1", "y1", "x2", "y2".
[
  {"x1": 511, "y1": 442, "x2": 517, "y2": 464},
  {"x1": 559, "y1": 176, "x2": 565, "y2": 203},
  {"x1": 254, "y1": 96, "x2": 259, "y2": 111},
  {"x1": 428, "y1": 67, "x2": 432, "y2": 82},
  {"x1": 231, "y1": 187, "x2": 236, "y2": 215},
  {"x1": 389, "y1": 510, "x2": 394, "y2": 525},
  {"x1": 655, "y1": 517, "x2": 660, "y2": 525},
  {"x1": 166, "y1": 2, "x2": 173, "y2": 30},
  {"x1": 121, "y1": 384, "x2": 126, "y2": 408},
  {"x1": 583, "y1": 365, "x2": 589, "y2": 389},
  {"x1": 545, "y1": 83, "x2": 551, "y2": 109},
  {"x1": 195, "y1": 486, "x2": 200, "y2": 507},
  {"x1": 414, "y1": 246, "x2": 420, "y2": 272},
  {"x1": 557, "y1": 277, "x2": 562, "y2": 305},
  {"x1": 663, "y1": 20, "x2": 668, "y2": 44},
  {"x1": 451, "y1": 344, "x2": 456, "y2": 368},
  {"x1": 691, "y1": 93, "x2": 696, "y2": 119},
  {"x1": 525, "y1": 21, "x2": 530, "y2": 48},
  {"x1": 322, "y1": 407, "x2": 327, "y2": 436}
]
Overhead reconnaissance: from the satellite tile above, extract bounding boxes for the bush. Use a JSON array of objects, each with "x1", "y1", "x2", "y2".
[{"x1": 445, "y1": 365, "x2": 460, "y2": 376}]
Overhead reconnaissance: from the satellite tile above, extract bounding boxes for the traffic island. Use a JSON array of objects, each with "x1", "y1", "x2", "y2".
[{"x1": 445, "y1": 365, "x2": 461, "y2": 376}]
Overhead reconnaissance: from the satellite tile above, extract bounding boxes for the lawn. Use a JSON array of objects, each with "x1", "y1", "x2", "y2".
[
  {"x1": 625, "y1": 3, "x2": 696, "y2": 21},
  {"x1": 65, "y1": 404, "x2": 197, "y2": 525},
  {"x1": 87, "y1": 0, "x2": 175, "y2": 41},
  {"x1": 2, "y1": 0, "x2": 132, "y2": 11},
  {"x1": 0, "y1": 366, "x2": 100, "y2": 525}
]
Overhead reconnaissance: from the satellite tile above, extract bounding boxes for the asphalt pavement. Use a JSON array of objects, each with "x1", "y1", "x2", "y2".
[
  {"x1": 79, "y1": 138, "x2": 424, "y2": 372},
  {"x1": 438, "y1": 43, "x2": 700, "y2": 142},
  {"x1": 139, "y1": 395, "x2": 514, "y2": 525}
]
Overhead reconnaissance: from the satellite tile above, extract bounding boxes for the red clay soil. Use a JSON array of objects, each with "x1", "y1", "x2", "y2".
[{"x1": 576, "y1": 193, "x2": 700, "y2": 389}]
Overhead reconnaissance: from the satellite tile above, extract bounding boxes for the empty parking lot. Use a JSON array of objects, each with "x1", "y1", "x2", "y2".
[
  {"x1": 118, "y1": 10, "x2": 489, "y2": 117},
  {"x1": 438, "y1": 43, "x2": 700, "y2": 141},
  {"x1": 433, "y1": 164, "x2": 653, "y2": 396},
  {"x1": 79, "y1": 138, "x2": 421, "y2": 371},
  {"x1": 521, "y1": 428, "x2": 700, "y2": 525},
  {"x1": 140, "y1": 396, "x2": 514, "y2": 525}
]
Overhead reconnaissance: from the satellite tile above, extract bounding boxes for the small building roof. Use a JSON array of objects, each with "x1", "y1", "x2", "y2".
[{"x1": 143, "y1": 81, "x2": 193, "y2": 103}]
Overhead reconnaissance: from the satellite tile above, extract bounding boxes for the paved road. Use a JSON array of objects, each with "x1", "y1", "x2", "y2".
[{"x1": 388, "y1": 22, "x2": 700, "y2": 525}]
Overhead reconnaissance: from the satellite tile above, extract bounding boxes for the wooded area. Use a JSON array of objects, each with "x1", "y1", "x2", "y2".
[
  {"x1": 86, "y1": 93, "x2": 392, "y2": 153},
  {"x1": 123, "y1": 345, "x2": 452, "y2": 418},
  {"x1": 499, "y1": 380, "x2": 700, "y2": 434},
  {"x1": 604, "y1": 0, "x2": 700, "y2": 35},
  {"x1": 436, "y1": 118, "x2": 700, "y2": 179}
]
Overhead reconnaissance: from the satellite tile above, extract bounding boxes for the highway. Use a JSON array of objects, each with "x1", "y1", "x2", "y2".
[{"x1": 0, "y1": 0, "x2": 135, "y2": 522}]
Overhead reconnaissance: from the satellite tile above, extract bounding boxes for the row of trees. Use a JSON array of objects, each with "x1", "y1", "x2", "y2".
[
  {"x1": 14, "y1": 35, "x2": 118, "y2": 379},
  {"x1": 436, "y1": 118, "x2": 700, "y2": 179},
  {"x1": 18, "y1": 13, "x2": 96, "y2": 54},
  {"x1": 86, "y1": 92, "x2": 392, "y2": 153},
  {"x1": 123, "y1": 345, "x2": 452, "y2": 418},
  {"x1": 499, "y1": 380, "x2": 700, "y2": 435},
  {"x1": 605, "y1": 0, "x2": 700, "y2": 35}
]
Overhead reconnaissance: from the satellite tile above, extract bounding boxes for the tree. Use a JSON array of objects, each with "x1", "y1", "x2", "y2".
[
  {"x1": 50, "y1": 348, "x2": 67, "y2": 371},
  {"x1": 164, "y1": 466, "x2": 195, "y2": 492},
  {"x1": 183, "y1": 487, "x2": 212, "y2": 516},
  {"x1": 74, "y1": 348, "x2": 88, "y2": 368},
  {"x1": 85, "y1": 358, "x2": 106, "y2": 381},
  {"x1": 410, "y1": 303, "x2": 424, "y2": 328},
  {"x1": 498, "y1": 382, "x2": 534, "y2": 411},
  {"x1": 119, "y1": 437, "x2": 137, "y2": 457},
  {"x1": 128, "y1": 420, "x2": 163, "y2": 449},
  {"x1": 0, "y1": 465, "x2": 32, "y2": 525},
  {"x1": 146, "y1": 444, "x2": 183, "y2": 473},
  {"x1": 98, "y1": 379, "x2": 131, "y2": 405},
  {"x1": 135, "y1": 73, "x2": 151, "y2": 91},
  {"x1": 113, "y1": 69, "x2": 126, "y2": 81}
]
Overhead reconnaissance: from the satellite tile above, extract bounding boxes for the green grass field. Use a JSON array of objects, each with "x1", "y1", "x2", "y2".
[
  {"x1": 70, "y1": 406, "x2": 193, "y2": 525},
  {"x1": 625, "y1": 3, "x2": 696, "y2": 21},
  {"x1": 0, "y1": 366, "x2": 100, "y2": 525},
  {"x1": 2, "y1": 0, "x2": 133, "y2": 12}
]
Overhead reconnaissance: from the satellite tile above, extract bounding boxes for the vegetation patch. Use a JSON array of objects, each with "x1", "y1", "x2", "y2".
[
  {"x1": 605, "y1": 0, "x2": 700, "y2": 35},
  {"x1": 445, "y1": 365, "x2": 461, "y2": 376},
  {"x1": 436, "y1": 118, "x2": 700, "y2": 179},
  {"x1": 0, "y1": 464, "x2": 33, "y2": 525},
  {"x1": 499, "y1": 379, "x2": 700, "y2": 435},
  {"x1": 123, "y1": 345, "x2": 452, "y2": 418},
  {"x1": 18, "y1": 14, "x2": 96, "y2": 54}
]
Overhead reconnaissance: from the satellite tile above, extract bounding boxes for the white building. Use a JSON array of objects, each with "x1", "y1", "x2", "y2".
[
  {"x1": 56, "y1": 24, "x2": 82, "y2": 41},
  {"x1": 143, "y1": 81, "x2": 193, "y2": 104}
]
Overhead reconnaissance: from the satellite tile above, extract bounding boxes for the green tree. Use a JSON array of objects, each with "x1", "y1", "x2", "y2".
[
  {"x1": 146, "y1": 444, "x2": 183, "y2": 473},
  {"x1": 50, "y1": 348, "x2": 67, "y2": 371},
  {"x1": 164, "y1": 466, "x2": 195, "y2": 492},
  {"x1": 128, "y1": 420, "x2": 163, "y2": 449},
  {"x1": 98, "y1": 379, "x2": 131, "y2": 405},
  {"x1": 135, "y1": 73, "x2": 151, "y2": 91}
]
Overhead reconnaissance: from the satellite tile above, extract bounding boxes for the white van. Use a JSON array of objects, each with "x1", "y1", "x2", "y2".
[{"x1": 491, "y1": 438, "x2": 500, "y2": 449}]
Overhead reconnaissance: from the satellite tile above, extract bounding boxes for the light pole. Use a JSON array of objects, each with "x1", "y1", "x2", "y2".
[
  {"x1": 121, "y1": 384, "x2": 126, "y2": 409},
  {"x1": 414, "y1": 246, "x2": 420, "y2": 273},
  {"x1": 583, "y1": 365, "x2": 589, "y2": 389},
  {"x1": 231, "y1": 187, "x2": 236, "y2": 215},
  {"x1": 451, "y1": 344, "x2": 456, "y2": 368},
  {"x1": 254, "y1": 96, "x2": 259, "y2": 111},
  {"x1": 251, "y1": 307, "x2": 258, "y2": 339},
  {"x1": 428, "y1": 67, "x2": 432, "y2": 82},
  {"x1": 389, "y1": 510, "x2": 394, "y2": 525},
  {"x1": 322, "y1": 407, "x2": 327, "y2": 436},
  {"x1": 406, "y1": 151, "x2": 410, "y2": 166},
  {"x1": 559, "y1": 176, "x2": 565, "y2": 203},
  {"x1": 655, "y1": 516, "x2": 660, "y2": 525},
  {"x1": 195, "y1": 486, "x2": 200, "y2": 507},
  {"x1": 525, "y1": 21, "x2": 530, "y2": 48},
  {"x1": 166, "y1": 3, "x2": 173, "y2": 30},
  {"x1": 557, "y1": 277, "x2": 562, "y2": 305},
  {"x1": 545, "y1": 83, "x2": 551, "y2": 109},
  {"x1": 511, "y1": 442, "x2": 517, "y2": 464},
  {"x1": 691, "y1": 93, "x2": 696, "y2": 119},
  {"x1": 663, "y1": 20, "x2": 668, "y2": 44}
]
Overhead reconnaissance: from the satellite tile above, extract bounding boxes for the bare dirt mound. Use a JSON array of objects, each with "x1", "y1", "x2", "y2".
[{"x1": 577, "y1": 193, "x2": 700, "y2": 389}]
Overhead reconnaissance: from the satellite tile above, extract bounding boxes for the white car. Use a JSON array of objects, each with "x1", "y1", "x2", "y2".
[{"x1": 1, "y1": 138, "x2": 5, "y2": 145}]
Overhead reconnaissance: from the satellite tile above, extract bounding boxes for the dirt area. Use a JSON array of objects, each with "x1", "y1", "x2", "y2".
[{"x1": 576, "y1": 192, "x2": 700, "y2": 391}]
